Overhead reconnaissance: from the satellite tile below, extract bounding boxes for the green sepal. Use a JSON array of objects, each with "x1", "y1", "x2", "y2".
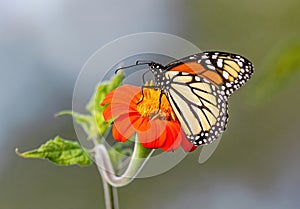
[
  {"x1": 88, "y1": 71, "x2": 124, "y2": 136},
  {"x1": 86, "y1": 71, "x2": 124, "y2": 114},
  {"x1": 16, "y1": 136, "x2": 92, "y2": 166}
]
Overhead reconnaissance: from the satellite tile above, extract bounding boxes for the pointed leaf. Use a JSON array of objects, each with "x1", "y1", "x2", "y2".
[{"x1": 16, "y1": 136, "x2": 92, "y2": 166}]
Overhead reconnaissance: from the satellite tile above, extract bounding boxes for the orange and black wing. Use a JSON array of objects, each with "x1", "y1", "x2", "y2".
[
  {"x1": 165, "y1": 51, "x2": 254, "y2": 96},
  {"x1": 203, "y1": 51, "x2": 254, "y2": 95},
  {"x1": 163, "y1": 51, "x2": 253, "y2": 145}
]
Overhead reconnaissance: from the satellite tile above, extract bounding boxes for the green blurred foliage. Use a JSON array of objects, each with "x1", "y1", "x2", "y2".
[{"x1": 249, "y1": 38, "x2": 300, "y2": 105}]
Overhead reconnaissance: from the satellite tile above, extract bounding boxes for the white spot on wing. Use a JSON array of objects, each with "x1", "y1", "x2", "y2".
[
  {"x1": 237, "y1": 61, "x2": 243, "y2": 67},
  {"x1": 205, "y1": 60, "x2": 212, "y2": 65},
  {"x1": 207, "y1": 65, "x2": 215, "y2": 70},
  {"x1": 217, "y1": 61, "x2": 223, "y2": 68},
  {"x1": 222, "y1": 71, "x2": 229, "y2": 79}
]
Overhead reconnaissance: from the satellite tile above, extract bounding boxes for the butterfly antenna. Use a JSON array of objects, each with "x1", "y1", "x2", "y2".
[
  {"x1": 115, "y1": 60, "x2": 154, "y2": 74},
  {"x1": 136, "y1": 60, "x2": 155, "y2": 65}
]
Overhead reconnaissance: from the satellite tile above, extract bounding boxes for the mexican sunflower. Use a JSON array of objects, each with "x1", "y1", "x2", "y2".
[{"x1": 101, "y1": 83, "x2": 197, "y2": 152}]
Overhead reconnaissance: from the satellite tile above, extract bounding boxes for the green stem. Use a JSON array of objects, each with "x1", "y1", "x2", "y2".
[
  {"x1": 112, "y1": 186, "x2": 119, "y2": 209},
  {"x1": 102, "y1": 178, "x2": 119, "y2": 209},
  {"x1": 95, "y1": 134, "x2": 154, "y2": 187}
]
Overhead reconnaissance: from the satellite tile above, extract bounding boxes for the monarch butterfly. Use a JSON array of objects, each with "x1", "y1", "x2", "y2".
[{"x1": 119, "y1": 51, "x2": 254, "y2": 146}]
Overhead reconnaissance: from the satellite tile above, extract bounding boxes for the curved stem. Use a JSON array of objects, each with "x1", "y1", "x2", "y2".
[{"x1": 94, "y1": 134, "x2": 154, "y2": 187}]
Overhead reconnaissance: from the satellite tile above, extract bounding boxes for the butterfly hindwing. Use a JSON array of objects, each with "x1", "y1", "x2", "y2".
[{"x1": 164, "y1": 71, "x2": 228, "y2": 145}]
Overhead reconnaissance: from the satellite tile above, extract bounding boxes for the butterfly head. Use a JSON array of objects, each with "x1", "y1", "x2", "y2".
[
  {"x1": 148, "y1": 62, "x2": 165, "y2": 74},
  {"x1": 115, "y1": 60, "x2": 166, "y2": 89},
  {"x1": 135, "y1": 60, "x2": 165, "y2": 79}
]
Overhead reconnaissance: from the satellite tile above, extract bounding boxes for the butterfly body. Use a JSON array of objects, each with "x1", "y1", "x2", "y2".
[{"x1": 146, "y1": 51, "x2": 253, "y2": 146}]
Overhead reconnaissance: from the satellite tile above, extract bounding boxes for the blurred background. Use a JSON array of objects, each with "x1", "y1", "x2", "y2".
[{"x1": 1, "y1": 0, "x2": 300, "y2": 208}]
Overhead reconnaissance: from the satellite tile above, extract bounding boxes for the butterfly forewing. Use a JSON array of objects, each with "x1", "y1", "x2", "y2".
[
  {"x1": 166, "y1": 52, "x2": 254, "y2": 96},
  {"x1": 203, "y1": 51, "x2": 254, "y2": 95}
]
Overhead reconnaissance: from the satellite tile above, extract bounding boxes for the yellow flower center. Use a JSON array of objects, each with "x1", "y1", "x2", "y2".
[{"x1": 136, "y1": 81, "x2": 176, "y2": 121}]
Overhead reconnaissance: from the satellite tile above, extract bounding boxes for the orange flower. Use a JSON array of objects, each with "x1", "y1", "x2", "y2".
[{"x1": 101, "y1": 84, "x2": 197, "y2": 152}]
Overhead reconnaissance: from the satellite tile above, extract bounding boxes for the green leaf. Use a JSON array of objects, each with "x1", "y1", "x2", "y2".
[{"x1": 16, "y1": 136, "x2": 92, "y2": 166}]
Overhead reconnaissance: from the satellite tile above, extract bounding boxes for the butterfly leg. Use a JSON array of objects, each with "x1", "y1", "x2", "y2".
[
  {"x1": 158, "y1": 91, "x2": 163, "y2": 110},
  {"x1": 149, "y1": 92, "x2": 165, "y2": 120},
  {"x1": 136, "y1": 85, "x2": 159, "y2": 105},
  {"x1": 136, "y1": 86, "x2": 145, "y2": 105},
  {"x1": 142, "y1": 70, "x2": 150, "y2": 84}
]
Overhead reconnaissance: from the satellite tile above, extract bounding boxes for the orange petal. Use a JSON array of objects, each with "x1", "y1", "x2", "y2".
[
  {"x1": 112, "y1": 112, "x2": 140, "y2": 141},
  {"x1": 101, "y1": 91, "x2": 114, "y2": 106},
  {"x1": 138, "y1": 119, "x2": 168, "y2": 149},
  {"x1": 105, "y1": 85, "x2": 142, "y2": 119},
  {"x1": 101, "y1": 85, "x2": 142, "y2": 122},
  {"x1": 161, "y1": 121, "x2": 182, "y2": 151},
  {"x1": 109, "y1": 85, "x2": 141, "y2": 105},
  {"x1": 103, "y1": 104, "x2": 138, "y2": 122},
  {"x1": 109, "y1": 104, "x2": 137, "y2": 119},
  {"x1": 132, "y1": 117, "x2": 151, "y2": 131},
  {"x1": 112, "y1": 125, "x2": 129, "y2": 142},
  {"x1": 101, "y1": 85, "x2": 141, "y2": 105},
  {"x1": 102, "y1": 104, "x2": 113, "y2": 121}
]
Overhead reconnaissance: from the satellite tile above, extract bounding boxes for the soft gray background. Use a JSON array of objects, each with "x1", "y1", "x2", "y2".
[{"x1": 1, "y1": 0, "x2": 300, "y2": 208}]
